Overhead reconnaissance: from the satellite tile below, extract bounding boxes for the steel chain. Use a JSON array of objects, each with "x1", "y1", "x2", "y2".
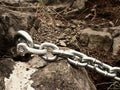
[{"x1": 15, "y1": 30, "x2": 120, "y2": 81}]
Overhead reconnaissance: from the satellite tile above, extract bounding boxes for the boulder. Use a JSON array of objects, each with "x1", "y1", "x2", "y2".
[
  {"x1": 77, "y1": 28, "x2": 113, "y2": 51},
  {"x1": 0, "y1": 8, "x2": 36, "y2": 55},
  {"x1": 2, "y1": 56, "x2": 96, "y2": 90}
]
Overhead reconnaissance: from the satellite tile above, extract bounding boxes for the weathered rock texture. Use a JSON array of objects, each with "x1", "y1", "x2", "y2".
[
  {"x1": 31, "y1": 59, "x2": 96, "y2": 90},
  {"x1": 0, "y1": 59, "x2": 15, "y2": 90},
  {"x1": 0, "y1": 8, "x2": 36, "y2": 55},
  {"x1": 110, "y1": 26, "x2": 120, "y2": 55},
  {"x1": 113, "y1": 36, "x2": 120, "y2": 55},
  {"x1": 77, "y1": 28, "x2": 113, "y2": 51},
  {"x1": 0, "y1": 56, "x2": 96, "y2": 90}
]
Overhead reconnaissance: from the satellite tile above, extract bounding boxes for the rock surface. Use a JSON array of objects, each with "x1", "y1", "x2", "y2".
[
  {"x1": 0, "y1": 56, "x2": 96, "y2": 90},
  {"x1": 77, "y1": 28, "x2": 113, "y2": 51},
  {"x1": 0, "y1": 59, "x2": 15, "y2": 90},
  {"x1": 113, "y1": 36, "x2": 120, "y2": 55},
  {"x1": 31, "y1": 60, "x2": 96, "y2": 90}
]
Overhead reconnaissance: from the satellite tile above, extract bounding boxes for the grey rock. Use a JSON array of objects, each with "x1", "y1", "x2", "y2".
[
  {"x1": 31, "y1": 60, "x2": 96, "y2": 90},
  {"x1": 113, "y1": 36, "x2": 120, "y2": 55},
  {"x1": 77, "y1": 28, "x2": 113, "y2": 51},
  {"x1": 0, "y1": 10, "x2": 36, "y2": 55},
  {"x1": 0, "y1": 9, "x2": 36, "y2": 30},
  {"x1": 0, "y1": 57, "x2": 96, "y2": 90}
]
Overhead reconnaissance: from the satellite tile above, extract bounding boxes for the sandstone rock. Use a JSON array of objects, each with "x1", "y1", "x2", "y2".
[
  {"x1": 77, "y1": 28, "x2": 113, "y2": 51},
  {"x1": 113, "y1": 36, "x2": 120, "y2": 55}
]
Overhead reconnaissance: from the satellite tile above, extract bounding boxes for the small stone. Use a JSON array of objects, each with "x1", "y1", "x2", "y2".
[
  {"x1": 69, "y1": 35, "x2": 80, "y2": 50},
  {"x1": 55, "y1": 20, "x2": 65, "y2": 27},
  {"x1": 59, "y1": 40, "x2": 66, "y2": 47}
]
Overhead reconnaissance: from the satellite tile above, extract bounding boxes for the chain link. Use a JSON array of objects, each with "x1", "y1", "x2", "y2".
[
  {"x1": 17, "y1": 43, "x2": 47, "y2": 56},
  {"x1": 15, "y1": 30, "x2": 120, "y2": 81},
  {"x1": 39, "y1": 42, "x2": 59, "y2": 61},
  {"x1": 14, "y1": 30, "x2": 34, "y2": 47}
]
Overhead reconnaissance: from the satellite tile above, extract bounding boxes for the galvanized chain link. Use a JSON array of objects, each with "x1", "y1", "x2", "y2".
[{"x1": 15, "y1": 30, "x2": 120, "y2": 81}]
